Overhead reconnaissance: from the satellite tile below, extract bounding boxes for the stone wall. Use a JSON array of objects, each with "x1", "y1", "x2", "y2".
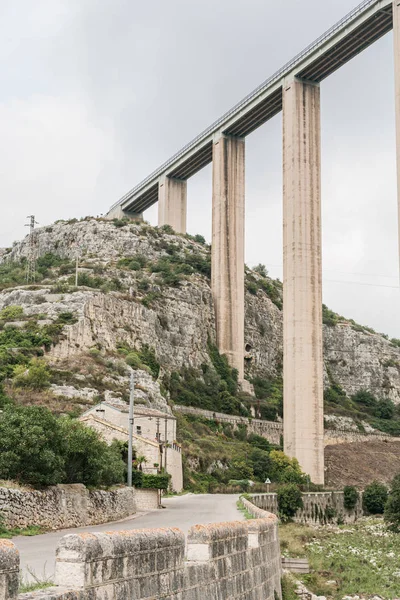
[
  {"x1": 6, "y1": 504, "x2": 281, "y2": 600},
  {"x1": 0, "y1": 540, "x2": 18, "y2": 600},
  {"x1": 174, "y1": 405, "x2": 283, "y2": 445},
  {"x1": 175, "y1": 405, "x2": 399, "y2": 448},
  {"x1": 251, "y1": 491, "x2": 363, "y2": 525},
  {"x1": 0, "y1": 484, "x2": 158, "y2": 530}
]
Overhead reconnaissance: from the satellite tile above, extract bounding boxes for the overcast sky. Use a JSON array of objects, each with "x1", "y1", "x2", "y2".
[{"x1": 1, "y1": 0, "x2": 399, "y2": 336}]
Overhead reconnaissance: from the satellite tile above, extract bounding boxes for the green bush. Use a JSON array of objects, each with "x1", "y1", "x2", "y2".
[
  {"x1": 343, "y1": 485, "x2": 359, "y2": 510},
  {"x1": 0, "y1": 405, "x2": 125, "y2": 488},
  {"x1": 385, "y1": 474, "x2": 400, "y2": 532},
  {"x1": 253, "y1": 264, "x2": 268, "y2": 278},
  {"x1": 363, "y1": 481, "x2": 388, "y2": 514},
  {"x1": 0, "y1": 405, "x2": 66, "y2": 486},
  {"x1": 139, "y1": 345, "x2": 160, "y2": 379},
  {"x1": 0, "y1": 305, "x2": 24, "y2": 321},
  {"x1": 270, "y1": 450, "x2": 305, "y2": 484},
  {"x1": 12, "y1": 359, "x2": 50, "y2": 390},
  {"x1": 277, "y1": 483, "x2": 303, "y2": 521},
  {"x1": 322, "y1": 304, "x2": 338, "y2": 327},
  {"x1": 142, "y1": 473, "x2": 170, "y2": 489}
]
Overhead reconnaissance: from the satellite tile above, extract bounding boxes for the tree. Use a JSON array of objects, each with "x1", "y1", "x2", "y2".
[
  {"x1": 250, "y1": 448, "x2": 272, "y2": 482},
  {"x1": 384, "y1": 474, "x2": 400, "y2": 532},
  {"x1": 253, "y1": 264, "x2": 268, "y2": 278},
  {"x1": 269, "y1": 450, "x2": 305, "y2": 484},
  {"x1": 59, "y1": 418, "x2": 125, "y2": 487},
  {"x1": 12, "y1": 358, "x2": 50, "y2": 390},
  {"x1": 0, "y1": 405, "x2": 65, "y2": 486},
  {"x1": 363, "y1": 481, "x2": 388, "y2": 514},
  {"x1": 277, "y1": 484, "x2": 303, "y2": 521},
  {"x1": 343, "y1": 485, "x2": 359, "y2": 510}
]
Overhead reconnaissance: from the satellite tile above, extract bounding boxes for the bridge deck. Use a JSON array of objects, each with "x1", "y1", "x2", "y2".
[{"x1": 110, "y1": 0, "x2": 392, "y2": 216}]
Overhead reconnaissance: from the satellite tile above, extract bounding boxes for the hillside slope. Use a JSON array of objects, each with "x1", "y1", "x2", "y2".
[
  {"x1": 2, "y1": 217, "x2": 400, "y2": 487},
  {"x1": 325, "y1": 440, "x2": 400, "y2": 488}
]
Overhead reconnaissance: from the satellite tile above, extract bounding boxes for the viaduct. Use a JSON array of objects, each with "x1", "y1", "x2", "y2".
[{"x1": 107, "y1": 0, "x2": 399, "y2": 485}]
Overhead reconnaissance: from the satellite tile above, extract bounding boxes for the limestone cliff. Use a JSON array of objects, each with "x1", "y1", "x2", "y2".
[{"x1": 1, "y1": 217, "x2": 400, "y2": 410}]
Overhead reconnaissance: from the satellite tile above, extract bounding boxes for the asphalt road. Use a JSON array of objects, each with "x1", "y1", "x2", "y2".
[{"x1": 13, "y1": 493, "x2": 243, "y2": 584}]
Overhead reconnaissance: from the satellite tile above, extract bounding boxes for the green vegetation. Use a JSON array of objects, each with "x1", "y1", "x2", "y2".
[
  {"x1": 236, "y1": 496, "x2": 254, "y2": 520},
  {"x1": 0, "y1": 404, "x2": 125, "y2": 487},
  {"x1": 251, "y1": 376, "x2": 283, "y2": 421},
  {"x1": 277, "y1": 484, "x2": 303, "y2": 521},
  {"x1": 363, "y1": 481, "x2": 388, "y2": 515},
  {"x1": 118, "y1": 343, "x2": 160, "y2": 379},
  {"x1": 343, "y1": 485, "x2": 359, "y2": 510},
  {"x1": 0, "y1": 512, "x2": 44, "y2": 539},
  {"x1": 130, "y1": 470, "x2": 170, "y2": 490},
  {"x1": 281, "y1": 518, "x2": 400, "y2": 599},
  {"x1": 166, "y1": 343, "x2": 247, "y2": 416},
  {"x1": 281, "y1": 574, "x2": 298, "y2": 600},
  {"x1": 245, "y1": 271, "x2": 283, "y2": 309},
  {"x1": 176, "y1": 413, "x2": 305, "y2": 493},
  {"x1": 384, "y1": 474, "x2": 400, "y2": 532},
  {"x1": 323, "y1": 380, "x2": 400, "y2": 435}
]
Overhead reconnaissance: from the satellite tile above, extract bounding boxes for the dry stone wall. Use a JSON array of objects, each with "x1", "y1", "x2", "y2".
[{"x1": 0, "y1": 484, "x2": 158, "y2": 530}]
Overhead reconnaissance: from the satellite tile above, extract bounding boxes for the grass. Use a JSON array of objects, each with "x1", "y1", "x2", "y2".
[
  {"x1": 280, "y1": 518, "x2": 400, "y2": 599},
  {"x1": 236, "y1": 497, "x2": 255, "y2": 520},
  {"x1": 19, "y1": 566, "x2": 54, "y2": 593},
  {"x1": 0, "y1": 524, "x2": 44, "y2": 539}
]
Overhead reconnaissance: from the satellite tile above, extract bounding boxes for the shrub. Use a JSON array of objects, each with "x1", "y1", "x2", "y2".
[
  {"x1": 59, "y1": 418, "x2": 125, "y2": 487},
  {"x1": 270, "y1": 450, "x2": 305, "y2": 484},
  {"x1": 343, "y1": 485, "x2": 359, "y2": 510},
  {"x1": 126, "y1": 352, "x2": 143, "y2": 370},
  {"x1": 139, "y1": 345, "x2": 160, "y2": 379},
  {"x1": 0, "y1": 405, "x2": 66, "y2": 486},
  {"x1": 142, "y1": 473, "x2": 170, "y2": 489},
  {"x1": 385, "y1": 474, "x2": 400, "y2": 532},
  {"x1": 246, "y1": 281, "x2": 258, "y2": 295},
  {"x1": 0, "y1": 305, "x2": 24, "y2": 321},
  {"x1": 12, "y1": 359, "x2": 50, "y2": 390},
  {"x1": 253, "y1": 264, "x2": 268, "y2": 278},
  {"x1": 363, "y1": 481, "x2": 388, "y2": 514},
  {"x1": 322, "y1": 304, "x2": 338, "y2": 327},
  {"x1": 194, "y1": 234, "x2": 206, "y2": 245},
  {"x1": 277, "y1": 483, "x2": 303, "y2": 521},
  {"x1": 56, "y1": 312, "x2": 78, "y2": 325}
]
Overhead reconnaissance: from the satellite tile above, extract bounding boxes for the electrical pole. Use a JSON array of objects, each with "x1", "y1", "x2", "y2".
[
  {"x1": 164, "y1": 417, "x2": 168, "y2": 471},
  {"x1": 25, "y1": 215, "x2": 38, "y2": 283},
  {"x1": 127, "y1": 372, "x2": 135, "y2": 486}
]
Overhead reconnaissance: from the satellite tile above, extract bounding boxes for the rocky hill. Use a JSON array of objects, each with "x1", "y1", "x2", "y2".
[{"x1": 2, "y1": 216, "x2": 400, "y2": 487}]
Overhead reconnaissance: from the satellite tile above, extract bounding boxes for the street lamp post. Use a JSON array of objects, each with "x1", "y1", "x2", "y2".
[{"x1": 127, "y1": 372, "x2": 135, "y2": 486}]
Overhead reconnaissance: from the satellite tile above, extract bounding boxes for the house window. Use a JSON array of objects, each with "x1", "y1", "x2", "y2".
[{"x1": 136, "y1": 426, "x2": 142, "y2": 434}]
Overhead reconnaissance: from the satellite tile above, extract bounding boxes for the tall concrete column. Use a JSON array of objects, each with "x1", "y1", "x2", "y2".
[
  {"x1": 282, "y1": 77, "x2": 324, "y2": 485},
  {"x1": 158, "y1": 176, "x2": 187, "y2": 234},
  {"x1": 393, "y1": 0, "x2": 400, "y2": 278},
  {"x1": 211, "y1": 134, "x2": 245, "y2": 381}
]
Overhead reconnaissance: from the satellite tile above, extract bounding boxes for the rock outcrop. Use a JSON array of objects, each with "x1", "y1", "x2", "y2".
[{"x1": 1, "y1": 217, "x2": 400, "y2": 405}]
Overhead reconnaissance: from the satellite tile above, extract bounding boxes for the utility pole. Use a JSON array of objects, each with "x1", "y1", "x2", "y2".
[
  {"x1": 164, "y1": 417, "x2": 168, "y2": 471},
  {"x1": 25, "y1": 215, "x2": 38, "y2": 283},
  {"x1": 127, "y1": 372, "x2": 135, "y2": 486}
]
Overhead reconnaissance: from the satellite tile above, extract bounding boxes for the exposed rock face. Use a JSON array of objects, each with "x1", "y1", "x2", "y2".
[{"x1": 1, "y1": 218, "x2": 400, "y2": 405}]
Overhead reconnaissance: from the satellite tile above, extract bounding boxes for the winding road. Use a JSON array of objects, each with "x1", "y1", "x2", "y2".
[{"x1": 13, "y1": 493, "x2": 243, "y2": 583}]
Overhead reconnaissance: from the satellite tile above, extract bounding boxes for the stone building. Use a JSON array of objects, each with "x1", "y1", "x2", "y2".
[{"x1": 80, "y1": 402, "x2": 183, "y2": 492}]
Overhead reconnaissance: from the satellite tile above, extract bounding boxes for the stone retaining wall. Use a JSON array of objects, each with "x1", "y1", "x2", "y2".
[
  {"x1": 0, "y1": 540, "x2": 18, "y2": 600},
  {"x1": 251, "y1": 491, "x2": 363, "y2": 524},
  {"x1": 6, "y1": 504, "x2": 282, "y2": 600},
  {"x1": 0, "y1": 484, "x2": 158, "y2": 530},
  {"x1": 174, "y1": 405, "x2": 399, "y2": 447}
]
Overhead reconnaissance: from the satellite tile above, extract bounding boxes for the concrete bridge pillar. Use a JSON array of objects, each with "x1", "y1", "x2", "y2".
[
  {"x1": 282, "y1": 77, "x2": 324, "y2": 485},
  {"x1": 158, "y1": 176, "x2": 187, "y2": 234},
  {"x1": 393, "y1": 0, "x2": 400, "y2": 276},
  {"x1": 211, "y1": 133, "x2": 245, "y2": 381}
]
